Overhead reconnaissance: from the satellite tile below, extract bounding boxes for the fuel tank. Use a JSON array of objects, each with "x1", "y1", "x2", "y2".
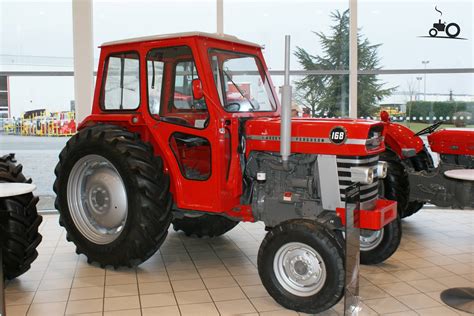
[
  {"x1": 244, "y1": 117, "x2": 385, "y2": 156},
  {"x1": 428, "y1": 128, "x2": 474, "y2": 156}
]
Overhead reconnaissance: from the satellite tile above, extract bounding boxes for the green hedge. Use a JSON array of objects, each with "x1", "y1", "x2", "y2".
[{"x1": 405, "y1": 101, "x2": 474, "y2": 123}]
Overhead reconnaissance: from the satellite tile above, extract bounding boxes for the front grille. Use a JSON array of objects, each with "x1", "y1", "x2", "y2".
[{"x1": 336, "y1": 155, "x2": 379, "y2": 204}]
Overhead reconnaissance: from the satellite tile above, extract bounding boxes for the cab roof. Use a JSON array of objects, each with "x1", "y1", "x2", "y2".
[{"x1": 101, "y1": 32, "x2": 262, "y2": 48}]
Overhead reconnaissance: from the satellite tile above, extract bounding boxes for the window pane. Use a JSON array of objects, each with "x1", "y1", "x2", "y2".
[
  {"x1": 147, "y1": 60, "x2": 164, "y2": 115},
  {"x1": 147, "y1": 46, "x2": 208, "y2": 129},
  {"x1": 174, "y1": 61, "x2": 206, "y2": 110},
  {"x1": 209, "y1": 49, "x2": 277, "y2": 112},
  {"x1": 358, "y1": 0, "x2": 473, "y2": 69},
  {"x1": 103, "y1": 52, "x2": 140, "y2": 110}
]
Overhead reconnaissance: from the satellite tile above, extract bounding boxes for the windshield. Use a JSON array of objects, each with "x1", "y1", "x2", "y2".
[{"x1": 209, "y1": 49, "x2": 277, "y2": 112}]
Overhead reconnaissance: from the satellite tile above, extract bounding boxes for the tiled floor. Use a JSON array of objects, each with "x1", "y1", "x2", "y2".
[{"x1": 5, "y1": 208, "x2": 474, "y2": 316}]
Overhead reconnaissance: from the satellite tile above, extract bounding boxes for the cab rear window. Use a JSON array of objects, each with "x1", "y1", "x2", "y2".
[{"x1": 101, "y1": 51, "x2": 140, "y2": 110}]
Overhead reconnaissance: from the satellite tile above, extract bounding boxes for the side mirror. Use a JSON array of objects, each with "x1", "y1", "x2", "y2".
[
  {"x1": 380, "y1": 110, "x2": 390, "y2": 122},
  {"x1": 192, "y1": 79, "x2": 204, "y2": 100}
]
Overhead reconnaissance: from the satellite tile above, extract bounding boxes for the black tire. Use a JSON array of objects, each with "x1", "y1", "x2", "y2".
[
  {"x1": 429, "y1": 28, "x2": 438, "y2": 37},
  {"x1": 172, "y1": 214, "x2": 238, "y2": 238},
  {"x1": 0, "y1": 154, "x2": 42, "y2": 279},
  {"x1": 446, "y1": 23, "x2": 460, "y2": 38},
  {"x1": 54, "y1": 124, "x2": 172, "y2": 268},
  {"x1": 357, "y1": 149, "x2": 406, "y2": 265},
  {"x1": 258, "y1": 219, "x2": 344, "y2": 314},
  {"x1": 403, "y1": 148, "x2": 433, "y2": 217},
  {"x1": 359, "y1": 218, "x2": 402, "y2": 265},
  {"x1": 380, "y1": 149, "x2": 410, "y2": 218}
]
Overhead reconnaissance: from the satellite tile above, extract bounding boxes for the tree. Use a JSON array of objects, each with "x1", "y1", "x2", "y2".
[{"x1": 294, "y1": 9, "x2": 394, "y2": 117}]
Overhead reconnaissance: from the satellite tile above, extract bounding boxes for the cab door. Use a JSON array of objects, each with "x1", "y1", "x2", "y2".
[{"x1": 144, "y1": 44, "x2": 220, "y2": 212}]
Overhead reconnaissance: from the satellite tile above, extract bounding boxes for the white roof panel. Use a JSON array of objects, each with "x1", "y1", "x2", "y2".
[{"x1": 101, "y1": 32, "x2": 262, "y2": 48}]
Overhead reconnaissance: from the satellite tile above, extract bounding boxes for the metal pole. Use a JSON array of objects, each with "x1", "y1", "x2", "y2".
[
  {"x1": 422, "y1": 60, "x2": 431, "y2": 123},
  {"x1": 280, "y1": 35, "x2": 292, "y2": 168},
  {"x1": 217, "y1": 0, "x2": 224, "y2": 35},
  {"x1": 349, "y1": 0, "x2": 358, "y2": 118},
  {"x1": 72, "y1": 0, "x2": 94, "y2": 123}
]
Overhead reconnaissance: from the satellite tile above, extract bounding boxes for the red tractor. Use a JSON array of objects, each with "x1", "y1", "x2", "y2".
[
  {"x1": 54, "y1": 32, "x2": 398, "y2": 313},
  {"x1": 380, "y1": 111, "x2": 474, "y2": 218}
]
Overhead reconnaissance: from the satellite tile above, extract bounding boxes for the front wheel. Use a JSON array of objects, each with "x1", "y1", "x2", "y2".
[
  {"x1": 258, "y1": 219, "x2": 344, "y2": 314},
  {"x1": 359, "y1": 218, "x2": 401, "y2": 265},
  {"x1": 429, "y1": 28, "x2": 438, "y2": 37}
]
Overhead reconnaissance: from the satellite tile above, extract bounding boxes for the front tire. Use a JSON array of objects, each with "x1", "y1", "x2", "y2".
[
  {"x1": 258, "y1": 219, "x2": 344, "y2": 314},
  {"x1": 359, "y1": 219, "x2": 401, "y2": 265},
  {"x1": 0, "y1": 154, "x2": 42, "y2": 279},
  {"x1": 172, "y1": 214, "x2": 238, "y2": 238},
  {"x1": 358, "y1": 149, "x2": 406, "y2": 265},
  {"x1": 54, "y1": 124, "x2": 172, "y2": 267},
  {"x1": 429, "y1": 28, "x2": 438, "y2": 37}
]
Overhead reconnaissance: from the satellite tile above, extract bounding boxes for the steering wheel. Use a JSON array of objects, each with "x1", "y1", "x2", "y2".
[
  {"x1": 225, "y1": 102, "x2": 241, "y2": 112},
  {"x1": 415, "y1": 121, "x2": 444, "y2": 136}
]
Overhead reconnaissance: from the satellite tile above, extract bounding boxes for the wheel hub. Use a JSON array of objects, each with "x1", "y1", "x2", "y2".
[
  {"x1": 89, "y1": 186, "x2": 110, "y2": 213},
  {"x1": 360, "y1": 228, "x2": 384, "y2": 251},
  {"x1": 274, "y1": 242, "x2": 326, "y2": 297},
  {"x1": 67, "y1": 155, "x2": 128, "y2": 245}
]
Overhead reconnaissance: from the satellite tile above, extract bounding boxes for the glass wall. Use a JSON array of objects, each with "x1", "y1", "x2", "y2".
[{"x1": 1, "y1": 0, "x2": 473, "y2": 210}]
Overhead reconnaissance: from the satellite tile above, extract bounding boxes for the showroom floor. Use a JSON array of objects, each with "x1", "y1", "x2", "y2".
[{"x1": 4, "y1": 208, "x2": 474, "y2": 316}]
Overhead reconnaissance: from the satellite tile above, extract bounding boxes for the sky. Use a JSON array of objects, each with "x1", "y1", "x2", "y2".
[{"x1": 1, "y1": 0, "x2": 473, "y2": 116}]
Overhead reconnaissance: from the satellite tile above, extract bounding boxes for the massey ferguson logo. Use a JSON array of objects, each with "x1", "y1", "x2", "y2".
[{"x1": 330, "y1": 127, "x2": 347, "y2": 145}]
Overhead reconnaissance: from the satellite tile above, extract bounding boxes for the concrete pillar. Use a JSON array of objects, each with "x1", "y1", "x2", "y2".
[
  {"x1": 349, "y1": 0, "x2": 358, "y2": 118},
  {"x1": 72, "y1": 0, "x2": 94, "y2": 123},
  {"x1": 217, "y1": 0, "x2": 224, "y2": 34}
]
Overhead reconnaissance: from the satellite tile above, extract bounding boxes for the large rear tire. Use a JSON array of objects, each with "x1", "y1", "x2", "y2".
[
  {"x1": 172, "y1": 214, "x2": 238, "y2": 238},
  {"x1": 0, "y1": 154, "x2": 42, "y2": 279},
  {"x1": 402, "y1": 148, "x2": 433, "y2": 218},
  {"x1": 54, "y1": 124, "x2": 172, "y2": 268},
  {"x1": 258, "y1": 219, "x2": 344, "y2": 314},
  {"x1": 380, "y1": 149, "x2": 410, "y2": 217}
]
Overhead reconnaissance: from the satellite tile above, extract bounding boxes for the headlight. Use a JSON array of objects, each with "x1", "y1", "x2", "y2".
[
  {"x1": 350, "y1": 166, "x2": 374, "y2": 184},
  {"x1": 366, "y1": 125, "x2": 384, "y2": 150},
  {"x1": 377, "y1": 161, "x2": 388, "y2": 179}
]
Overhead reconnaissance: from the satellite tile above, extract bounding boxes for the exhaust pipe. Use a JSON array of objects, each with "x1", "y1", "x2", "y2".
[{"x1": 280, "y1": 35, "x2": 292, "y2": 169}]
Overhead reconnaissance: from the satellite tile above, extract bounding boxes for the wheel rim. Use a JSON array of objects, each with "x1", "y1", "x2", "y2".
[
  {"x1": 273, "y1": 242, "x2": 327, "y2": 297},
  {"x1": 67, "y1": 154, "x2": 128, "y2": 245},
  {"x1": 360, "y1": 229, "x2": 384, "y2": 251}
]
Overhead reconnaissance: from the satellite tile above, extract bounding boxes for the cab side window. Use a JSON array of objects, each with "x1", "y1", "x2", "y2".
[
  {"x1": 101, "y1": 52, "x2": 140, "y2": 110},
  {"x1": 147, "y1": 60, "x2": 164, "y2": 115},
  {"x1": 146, "y1": 46, "x2": 208, "y2": 129},
  {"x1": 173, "y1": 61, "x2": 207, "y2": 111}
]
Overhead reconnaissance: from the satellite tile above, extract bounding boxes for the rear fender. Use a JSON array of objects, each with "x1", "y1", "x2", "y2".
[
  {"x1": 383, "y1": 122, "x2": 424, "y2": 159},
  {"x1": 78, "y1": 113, "x2": 170, "y2": 178}
]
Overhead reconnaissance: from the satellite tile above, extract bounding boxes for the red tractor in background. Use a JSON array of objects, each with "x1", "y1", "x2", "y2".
[
  {"x1": 54, "y1": 32, "x2": 398, "y2": 313},
  {"x1": 380, "y1": 111, "x2": 474, "y2": 218}
]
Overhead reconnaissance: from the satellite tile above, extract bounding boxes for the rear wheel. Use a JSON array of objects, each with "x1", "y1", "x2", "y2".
[
  {"x1": 402, "y1": 148, "x2": 433, "y2": 218},
  {"x1": 172, "y1": 214, "x2": 238, "y2": 238},
  {"x1": 54, "y1": 124, "x2": 172, "y2": 267},
  {"x1": 380, "y1": 149, "x2": 410, "y2": 217},
  {"x1": 0, "y1": 154, "x2": 42, "y2": 279},
  {"x1": 258, "y1": 219, "x2": 344, "y2": 314}
]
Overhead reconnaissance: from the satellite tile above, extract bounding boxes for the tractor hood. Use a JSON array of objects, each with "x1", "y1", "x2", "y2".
[{"x1": 244, "y1": 117, "x2": 385, "y2": 156}]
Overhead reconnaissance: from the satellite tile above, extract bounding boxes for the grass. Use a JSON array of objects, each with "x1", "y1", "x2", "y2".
[{"x1": 397, "y1": 122, "x2": 474, "y2": 133}]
